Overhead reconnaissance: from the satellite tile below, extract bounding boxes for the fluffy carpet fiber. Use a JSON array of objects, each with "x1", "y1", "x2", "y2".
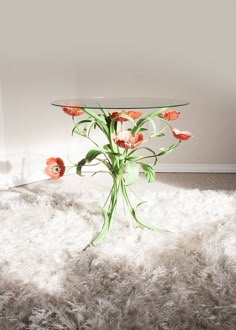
[{"x1": 0, "y1": 175, "x2": 235, "y2": 330}]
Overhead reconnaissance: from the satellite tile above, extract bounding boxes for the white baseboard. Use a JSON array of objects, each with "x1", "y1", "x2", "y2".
[{"x1": 155, "y1": 163, "x2": 236, "y2": 173}]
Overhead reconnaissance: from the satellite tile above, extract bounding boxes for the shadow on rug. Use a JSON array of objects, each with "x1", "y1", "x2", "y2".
[
  {"x1": 0, "y1": 179, "x2": 235, "y2": 329},
  {"x1": 0, "y1": 246, "x2": 236, "y2": 330}
]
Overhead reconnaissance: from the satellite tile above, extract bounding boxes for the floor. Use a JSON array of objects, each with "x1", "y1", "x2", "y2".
[
  {"x1": 155, "y1": 173, "x2": 236, "y2": 191},
  {"x1": 18, "y1": 173, "x2": 236, "y2": 196}
]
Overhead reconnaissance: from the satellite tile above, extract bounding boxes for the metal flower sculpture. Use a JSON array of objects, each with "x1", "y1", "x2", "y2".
[{"x1": 45, "y1": 106, "x2": 191, "y2": 247}]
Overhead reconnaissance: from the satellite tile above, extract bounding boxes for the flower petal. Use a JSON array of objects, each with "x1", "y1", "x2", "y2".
[
  {"x1": 113, "y1": 131, "x2": 144, "y2": 149},
  {"x1": 172, "y1": 128, "x2": 191, "y2": 140},
  {"x1": 45, "y1": 157, "x2": 65, "y2": 179},
  {"x1": 163, "y1": 110, "x2": 180, "y2": 120},
  {"x1": 126, "y1": 111, "x2": 142, "y2": 120},
  {"x1": 62, "y1": 107, "x2": 83, "y2": 116}
]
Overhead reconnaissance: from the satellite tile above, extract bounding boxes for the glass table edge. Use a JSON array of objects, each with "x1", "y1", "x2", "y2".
[{"x1": 50, "y1": 101, "x2": 190, "y2": 109}]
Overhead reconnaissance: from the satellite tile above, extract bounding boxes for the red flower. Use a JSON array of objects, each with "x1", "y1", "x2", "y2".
[
  {"x1": 113, "y1": 130, "x2": 144, "y2": 149},
  {"x1": 62, "y1": 107, "x2": 83, "y2": 116},
  {"x1": 110, "y1": 110, "x2": 142, "y2": 122},
  {"x1": 110, "y1": 111, "x2": 125, "y2": 121},
  {"x1": 45, "y1": 157, "x2": 66, "y2": 180},
  {"x1": 126, "y1": 111, "x2": 142, "y2": 120},
  {"x1": 163, "y1": 110, "x2": 180, "y2": 120},
  {"x1": 172, "y1": 128, "x2": 191, "y2": 141}
]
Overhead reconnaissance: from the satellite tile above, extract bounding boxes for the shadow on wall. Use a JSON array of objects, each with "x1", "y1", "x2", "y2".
[
  {"x1": 0, "y1": 158, "x2": 28, "y2": 188},
  {"x1": 0, "y1": 160, "x2": 11, "y2": 174},
  {"x1": 0, "y1": 160, "x2": 10, "y2": 188},
  {"x1": 1, "y1": 153, "x2": 48, "y2": 188},
  {"x1": 0, "y1": 157, "x2": 28, "y2": 187},
  {"x1": 9, "y1": 157, "x2": 27, "y2": 187}
]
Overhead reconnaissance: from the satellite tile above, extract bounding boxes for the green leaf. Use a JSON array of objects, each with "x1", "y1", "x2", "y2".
[
  {"x1": 143, "y1": 107, "x2": 169, "y2": 120},
  {"x1": 148, "y1": 118, "x2": 156, "y2": 134},
  {"x1": 126, "y1": 155, "x2": 142, "y2": 162},
  {"x1": 128, "y1": 147, "x2": 158, "y2": 165},
  {"x1": 77, "y1": 147, "x2": 107, "y2": 175},
  {"x1": 85, "y1": 145, "x2": 118, "y2": 163},
  {"x1": 112, "y1": 113, "x2": 136, "y2": 125},
  {"x1": 131, "y1": 207, "x2": 169, "y2": 232},
  {"x1": 140, "y1": 163, "x2": 156, "y2": 182},
  {"x1": 75, "y1": 119, "x2": 93, "y2": 125},
  {"x1": 107, "y1": 152, "x2": 124, "y2": 158},
  {"x1": 76, "y1": 158, "x2": 86, "y2": 176},
  {"x1": 82, "y1": 107, "x2": 109, "y2": 135},
  {"x1": 72, "y1": 128, "x2": 86, "y2": 137},
  {"x1": 109, "y1": 117, "x2": 117, "y2": 144},
  {"x1": 135, "y1": 201, "x2": 148, "y2": 209},
  {"x1": 100, "y1": 108, "x2": 109, "y2": 117},
  {"x1": 91, "y1": 170, "x2": 112, "y2": 178},
  {"x1": 86, "y1": 120, "x2": 97, "y2": 137},
  {"x1": 100, "y1": 108, "x2": 111, "y2": 125},
  {"x1": 120, "y1": 180, "x2": 169, "y2": 233},
  {"x1": 103, "y1": 144, "x2": 113, "y2": 151},
  {"x1": 157, "y1": 143, "x2": 179, "y2": 156},
  {"x1": 72, "y1": 118, "x2": 96, "y2": 136},
  {"x1": 128, "y1": 127, "x2": 148, "y2": 132},
  {"x1": 125, "y1": 161, "x2": 140, "y2": 185},
  {"x1": 90, "y1": 207, "x2": 110, "y2": 246},
  {"x1": 131, "y1": 118, "x2": 146, "y2": 134},
  {"x1": 150, "y1": 132, "x2": 165, "y2": 138},
  {"x1": 86, "y1": 149, "x2": 103, "y2": 163},
  {"x1": 132, "y1": 107, "x2": 169, "y2": 134}
]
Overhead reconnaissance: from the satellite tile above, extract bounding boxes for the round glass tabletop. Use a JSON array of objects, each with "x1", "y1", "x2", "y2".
[{"x1": 51, "y1": 97, "x2": 189, "y2": 109}]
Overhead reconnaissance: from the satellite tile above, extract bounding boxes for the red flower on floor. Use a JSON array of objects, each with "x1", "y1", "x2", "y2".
[
  {"x1": 163, "y1": 110, "x2": 180, "y2": 120},
  {"x1": 62, "y1": 107, "x2": 84, "y2": 116},
  {"x1": 172, "y1": 128, "x2": 191, "y2": 141},
  {"x1": 113, "y1": 130, "x2": 144, "y2": 149},
  {"x1": 110, "y1": 110, "x2": 142, "y2": 122},
  {"x1": 45, "y1": 157, "x2": 66, "y2": 180}
]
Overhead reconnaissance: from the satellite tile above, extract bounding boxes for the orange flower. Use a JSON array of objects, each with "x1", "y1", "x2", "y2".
[
  {"x1": 163, "y1": 110, "x2": 180, "y2": 120},
  {"x1": 172, "y1": 128, "x2": 191, "y2": 141},
  {"x1": 113, "y1": 130, "x2": 144, "y2": 149},
  {"x1": 62, "y1": 107, "x2": 83, "y2": 116},
  {"x1": 110, "y1": 110, "x2": 142, "y2": 122},
  {"x1": 45, "y1": 157, "x2": 65, "y2": 180},
  {"x1": 126, "y1": 111, "x2": 142, "y2": 120}
]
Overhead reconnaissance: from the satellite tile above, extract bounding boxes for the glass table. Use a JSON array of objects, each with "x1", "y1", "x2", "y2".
[
  {"x1": 51, "y1": 97, "x2": 189, "y2": 110},
  {"x1": 50, "y1": 97, "x2": 190, "y2": 248}
]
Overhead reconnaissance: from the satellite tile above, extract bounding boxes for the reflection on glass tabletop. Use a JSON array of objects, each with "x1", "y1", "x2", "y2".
[{"x1": 51, "y1": 97, "x2": 189, "y2": 109}]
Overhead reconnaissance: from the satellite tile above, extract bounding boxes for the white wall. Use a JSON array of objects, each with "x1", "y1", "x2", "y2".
[{"x1": 0, "y1": 0, "x2": 235, "y2": 187}]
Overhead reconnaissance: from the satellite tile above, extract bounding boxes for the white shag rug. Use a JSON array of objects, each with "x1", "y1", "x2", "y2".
[{"x1": 0, "y1": 174, "x2": 235, "y2": 330}]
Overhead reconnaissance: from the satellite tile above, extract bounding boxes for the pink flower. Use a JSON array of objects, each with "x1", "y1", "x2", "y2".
[
  {"x1": 163, "y1": 110, "x2": 180, "y2": 120},
  {"x1": 62, "y1": 107, "x2": 83, "y2": 116},
  {"x1": 45, "y1": 157, "x2": 65, "y2": 180},
  {"x1": 110, "y1": 110, "x2": 142, "y2": 122},
  {"x1": 113, "y1": 130, "x2": 144, "y2": 149},
  {"x1": 172, "y1": 128, "x2": 191, "y2": 141}
]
